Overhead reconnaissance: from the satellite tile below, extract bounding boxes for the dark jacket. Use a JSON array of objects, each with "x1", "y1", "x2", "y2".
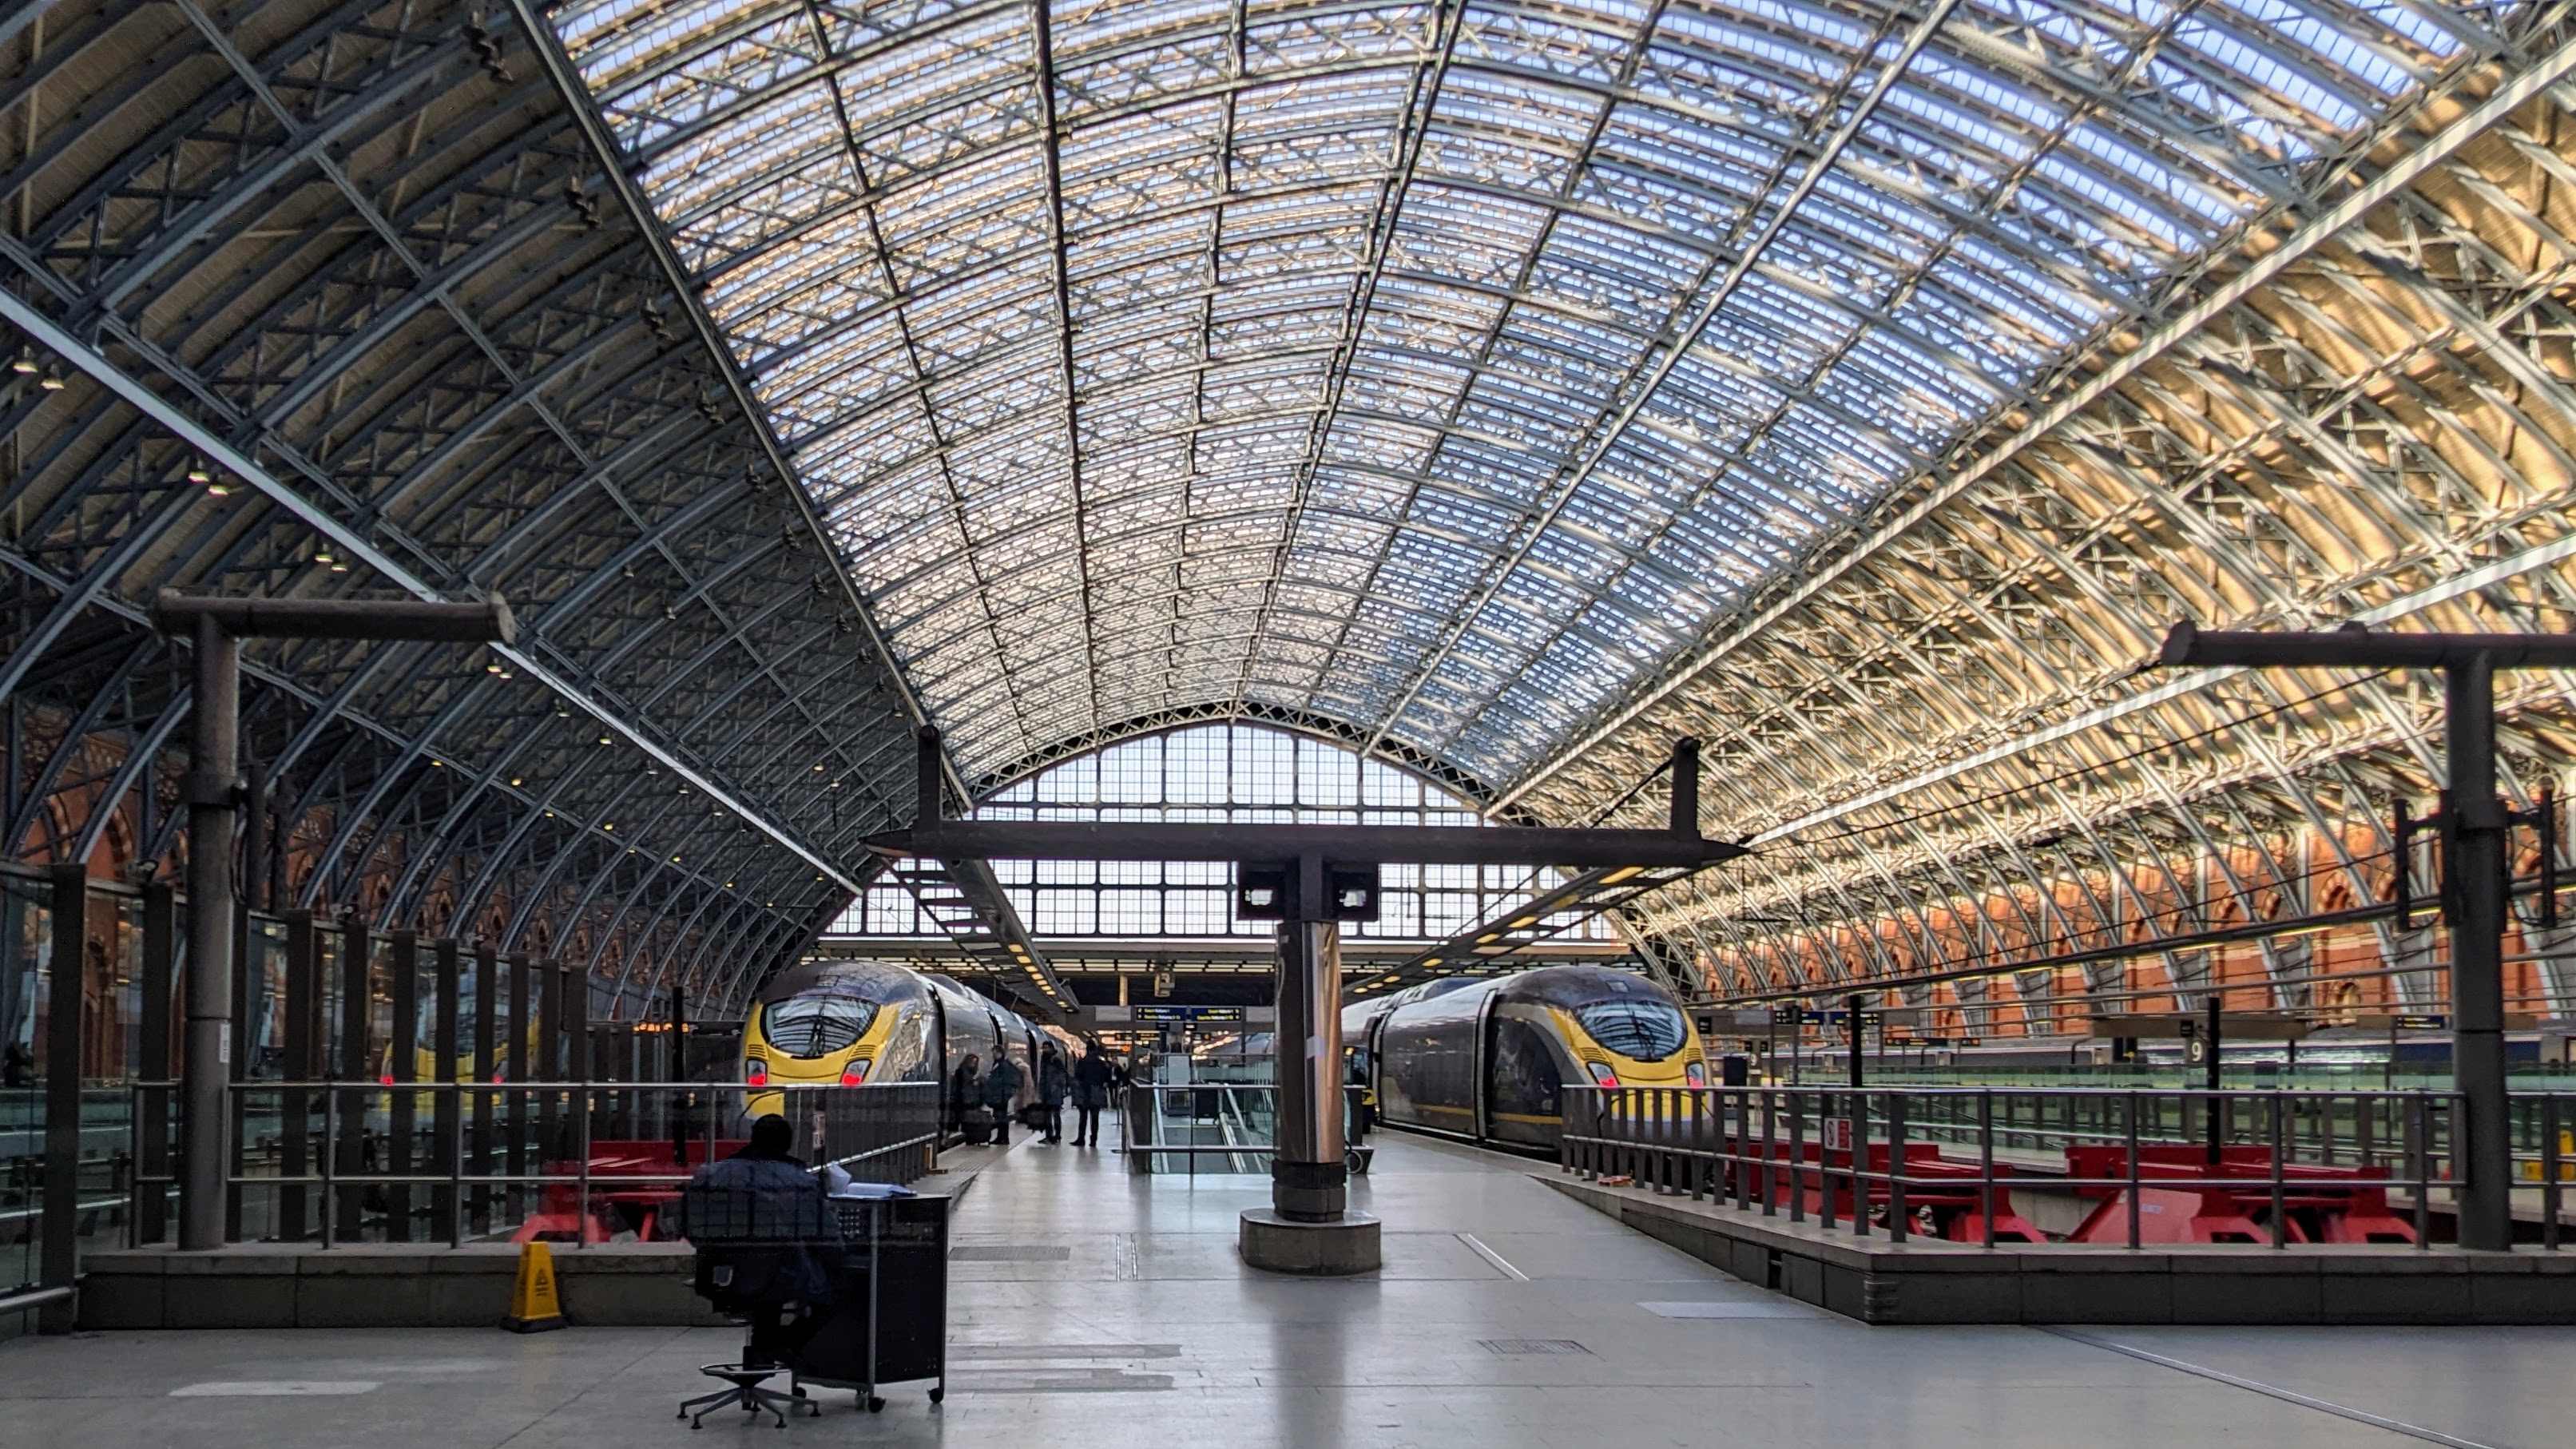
[
  {"x1": 681, "y1": 1153, "x2": 837, "y2": 1312},
  {"x1": 1073, "y1": 1053, "x2": 1115, "y2": 1110},
  {"x1": 979, "y1": 1054, "x2": 1024, "y2": 1107},
  {"x1": 1038, "y1": 1054, "x2": 1071, "y2": 1103},
  {"x1": 951, "y1": 1063, "x2": 982, "y2": 1113}
]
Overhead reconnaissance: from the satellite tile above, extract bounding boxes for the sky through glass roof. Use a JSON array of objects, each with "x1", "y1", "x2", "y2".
[{"x1": 551, "y1": 0, "x2": 2475, "y2": 791}]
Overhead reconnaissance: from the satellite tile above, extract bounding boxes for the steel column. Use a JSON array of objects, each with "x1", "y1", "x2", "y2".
[
  {"x1": 2447, "y1": 654, "x2": 2512, "y2": 1250},
  {"x1": 179, "y1": 615, "x2": 240, "y2": 1251},
  {"x1": 39, "y1": 863, "x2": 85, "y2": 1332},
  {"x1": 137, "y1": 879, "x2": 176, "y2": 1245},
  {"x1": 1271, "y1": 859, "x2": 1346, "y2": 1221}
]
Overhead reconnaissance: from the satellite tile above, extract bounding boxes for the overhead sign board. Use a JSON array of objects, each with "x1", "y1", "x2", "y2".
[{"x1": 1129, "y1": 1005, "x2": 1246, "y2": 1022}]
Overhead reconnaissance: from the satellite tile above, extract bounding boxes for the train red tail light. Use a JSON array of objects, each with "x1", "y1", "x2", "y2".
[
  {"x1": 746, "y1": 1061, "x2": 768, "y2": 1087},
  {"x1": 1586, "y1": 1061, "x2": 1619, "y2": 1088},
  {"x1": 839, "y1": 1060, "x2": 868, "y2": 1086},
  {"x1": 1685, "y1": 1062, "x2": 1706, "y2": 1086}
]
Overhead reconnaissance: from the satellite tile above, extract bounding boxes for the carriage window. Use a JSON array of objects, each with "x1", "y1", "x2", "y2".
[
  {"x1": 1574, "y1": 1000, "x2": 1687, "y2": 1061},
  {"x1": 760, "y1": 998, "x2": 878, "y2": 1058}
]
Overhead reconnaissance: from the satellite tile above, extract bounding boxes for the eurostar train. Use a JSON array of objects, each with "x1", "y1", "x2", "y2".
[
  {"x1": 1348, "y1": 965, "x2": 1708, "y2": 1152},
  {"x1": 742, "y1": 959, "x2": 1062, "y2": 1129}
]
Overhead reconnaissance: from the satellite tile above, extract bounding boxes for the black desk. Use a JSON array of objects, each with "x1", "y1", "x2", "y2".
[{"x1": 769, "y1": 1193, "x2": 949, "y2": 1411}]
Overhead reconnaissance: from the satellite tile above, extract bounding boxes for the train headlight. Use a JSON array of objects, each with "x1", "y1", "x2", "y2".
[
  {"x1": 1685, "y1": 1062, "x2": 1706, "y2": 1086},
  {"x1": 747, "y1": 1061, "x2": 768, "y2": 1087},
  {"x1": 1586, "y1": 1061, "x2": 1620, "y2": 1088},
  {"x1": 839, "y1": 1059, "x2": 869, "y2": 1086}
]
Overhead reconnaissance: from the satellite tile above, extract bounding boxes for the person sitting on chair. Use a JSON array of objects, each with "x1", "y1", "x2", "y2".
[
  {"x1": 693, "y1": 1113, "x2": 823, "y2": 1196},
  {"x1": 675, "y1": 1115, "x2": 840, "y2": 1427}
]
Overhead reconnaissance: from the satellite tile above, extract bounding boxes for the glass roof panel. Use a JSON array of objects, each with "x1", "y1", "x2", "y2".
[{"x1": 556, "y1": 0, "x2": 2483, "y2": 790}]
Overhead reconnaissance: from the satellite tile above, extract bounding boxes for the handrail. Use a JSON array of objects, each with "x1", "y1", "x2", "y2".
[
  {"x1": 129, "y1": 1078, "x2": 944, "y2": 1250},
  {"x1": 1558, "y1": 1084, "x2": 2576, "y2": 1251}
]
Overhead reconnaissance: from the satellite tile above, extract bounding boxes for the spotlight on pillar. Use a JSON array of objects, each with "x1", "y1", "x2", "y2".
[{"x1": 1236, "y1": 852, "x2": 1382, "y2": 1275}]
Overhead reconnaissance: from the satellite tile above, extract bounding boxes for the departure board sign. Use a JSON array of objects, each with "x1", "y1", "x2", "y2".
[{"x1": 1129, "y1": 1005, "x2": 1245, "y2": 1022}]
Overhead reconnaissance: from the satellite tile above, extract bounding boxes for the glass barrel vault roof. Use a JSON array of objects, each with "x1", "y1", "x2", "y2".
[{"x1": 551, "y1": 0, "x2": 2477, "y2": 790}]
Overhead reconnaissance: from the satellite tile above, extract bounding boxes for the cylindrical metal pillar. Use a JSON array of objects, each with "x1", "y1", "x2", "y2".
[
  {"x1": 1271, "y1": 918, "x2": 1345, "y2": 1221},
  {"x1": 179, "y1": 617, "x2": 240, "y2": 1251},
  {"x1": 2447, "y1": 654, "x2": 2513, "y2": 1250}
]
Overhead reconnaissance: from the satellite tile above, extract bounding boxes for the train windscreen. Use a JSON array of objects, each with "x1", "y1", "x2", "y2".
[
  {"x1": 761, "y1": 997, "x2": 879, "y2": 1058},
  {"x1": 1574, "y1": 999, "x2": 1688, "y2": 1061}
]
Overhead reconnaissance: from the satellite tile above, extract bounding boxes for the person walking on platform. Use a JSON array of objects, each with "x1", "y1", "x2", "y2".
[
  {"x1": 980, "y1": 1050, "x2": 1025, "y2": 1146},
  {"x1": 1038, "y1": 1049, "x2": 1070, "y2": 1145},
  {"x1": 1072, "y1": 1039, "x2": 1116, "y2": 1148}
]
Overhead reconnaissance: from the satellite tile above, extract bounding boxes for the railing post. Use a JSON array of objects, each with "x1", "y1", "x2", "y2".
[
  {"x1": 2125, "y1": 1089, "x2": 2141, "y2": 1252},
  {"x1": 447, "y1": 1083, "x2": 464, "y2": 1250},
  {"x1": 2268, "y1": 1093, "x2": 2287, "y2": 1249},
  {"x1": 2534, "y1": 1088, "x2": 2555, "y2": 1248},
  {"x1": 1759, "y1": 1088, "x2": 1776, "y2": 1217},
  {"x1": 1788, "y1": 1091, "x2": 1805, "y2": 1225},
  {"x1": 320, "y1": 1086, "x2": 338, "y2": 1251},
  {"x1": 1979, "y1": 1089, "x2": 1995, "y2": 1249},
  {"x1": 2410, "y1": 1094, "x2": 2431, "y2": 1247},
  {"x1": 1887, "y1": 1091, "x2": 1907, "y2": 1244},
  {"x1": 576, "y1": 1081, "x2": 593, "y2": 1249}
]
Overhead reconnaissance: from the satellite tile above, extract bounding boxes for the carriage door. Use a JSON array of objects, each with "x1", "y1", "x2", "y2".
[{"x1": 1471, "y1": 992, "x2": 1497, "y2": 1142}]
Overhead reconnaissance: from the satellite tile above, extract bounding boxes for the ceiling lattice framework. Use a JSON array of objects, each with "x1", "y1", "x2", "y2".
[
  {"x1": 1510, "y1": 23, "x2": 2576, "y2": 1016},
  {"x1": 553, "y1": 0, "x2": 2479, "y2": 788},
  {"x1": 15, "y1": 0, "x2": 2576, "y2": 1023},
  {"x1": 0, "y1": 0, "x2": 935, "y2": 1015}
]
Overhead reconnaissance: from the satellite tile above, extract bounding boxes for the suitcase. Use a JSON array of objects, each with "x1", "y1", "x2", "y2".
[{"x1": 959, "y1": 1107, "x2": 993, "y2": 1145}]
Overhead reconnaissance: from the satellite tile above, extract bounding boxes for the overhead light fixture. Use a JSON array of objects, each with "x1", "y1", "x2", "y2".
[
  {"x1": 508, "y1": 777, "x2": 522, "y2": 788},
  {"x1": 38, "y1": 375, "x2": 63, "y2": 391},
  {"x1": 8, "y1": 359, "x2": 33, "y2": 375},
  {"x1": 602, "y1": 822, "x2": 614, "y2": 831}
]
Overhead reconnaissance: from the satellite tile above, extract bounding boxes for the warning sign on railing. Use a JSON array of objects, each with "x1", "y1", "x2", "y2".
[{"x1": 1821, "y1": 1118, "x2": 1854, "y2": 1152}]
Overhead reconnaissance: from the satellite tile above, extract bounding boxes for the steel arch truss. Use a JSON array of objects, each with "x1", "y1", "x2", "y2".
[
  {"x1": 1515, "y1": 50, "x2": 2576, "y2": 1027},
  {"x1": 551, "y1": 0, "x2": 2495, "y2": 786},
  {"x1": 0, "y1": 0, "x2": 931, "y2": 1015}
]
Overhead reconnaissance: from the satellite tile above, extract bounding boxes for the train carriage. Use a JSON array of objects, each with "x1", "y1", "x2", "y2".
[
  {"x1": 1361, "y1": 966, "x2": 1707, "y2": 1152},
  {"x1": 744, "y1": 959, "x2": 1046, "y2": 1133}
]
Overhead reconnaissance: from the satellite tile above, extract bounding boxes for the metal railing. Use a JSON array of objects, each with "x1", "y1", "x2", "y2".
[
  {"x1": 1561, "y1": 1086, "x2": 2576, "y2": 1250},
  {"x1": 125, "y1": 1079, "x2": 941, "y2": 1249},
  {"x1": 1122, "y1": 1082, "x2": 1275, "y2": 1176}
]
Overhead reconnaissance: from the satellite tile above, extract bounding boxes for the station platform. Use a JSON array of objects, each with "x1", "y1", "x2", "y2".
[{"x1": 3, "y1": 1131, "x2": 2569, "y2": 1447}]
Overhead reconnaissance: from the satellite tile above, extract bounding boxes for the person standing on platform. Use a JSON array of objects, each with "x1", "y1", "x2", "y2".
[
  {"x1": 1072, "y1": 1039, "x2": 1115, "y2": 1148},
  {"x1": 1038, "y1": 1048, "x2": 1070, "y2": 1145},
  {"x1": 950, "y1": 1053, "x2": 982, "y2": 1140},
  {"x1": 980, "y1": 1049, "x2": 1024, "y2": 1146}
]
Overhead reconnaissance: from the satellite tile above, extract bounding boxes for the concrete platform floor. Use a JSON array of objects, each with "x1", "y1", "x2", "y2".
[{"x1": 4, "y1": 1129, "x2": 2571, "y2": 1447}]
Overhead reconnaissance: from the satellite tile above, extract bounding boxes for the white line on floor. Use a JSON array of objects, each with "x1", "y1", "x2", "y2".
[
  {"x1": 1456, "y1": 1233, "x2": 1529, "y2": 1280},
  {"x1": 2038, "y1": 1328, "x2": 2501, "y2": 1449},
  {"x1": 1639, "y1": 1300, "x2": 1824, "y2": 1319},
  {"x1": 170, "y1": 1382, "x2": 380, "y2": 1397}
]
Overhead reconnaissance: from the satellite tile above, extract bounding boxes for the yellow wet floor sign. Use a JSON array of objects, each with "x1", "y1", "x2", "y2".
[{"x1": 502, "y1": 1241, "x2": 566, "y2": 1333}]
